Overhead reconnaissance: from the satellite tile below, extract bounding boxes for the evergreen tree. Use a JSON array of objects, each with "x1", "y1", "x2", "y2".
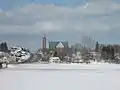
[
  {"x1": 54, "y1": 51, "x2": 57, "y2": 57},
  {"x1": 1, "y1": 42, "x2": 4, "y2": 52},
  {"x1": 102, "y1": 46, "x2": 106, "y2": 52},
  {"x1": 101, "y1": 46, "x2": 108, "y2": 60},
  {"x1": 95, "y1": 41, "x2": 99, "y2": 52},
  {"x1": 0, "y1": 42, "x2": 8, "y2": 52},
  {"x1": 111, "y1": 46, "x2": 115, "y2": 60},
  {"x1": 4, "y1": 42, "x2": 8, "y2": 52},
  {"x1": 0, "y1": 43, "x2": 2, "y2": 51}
]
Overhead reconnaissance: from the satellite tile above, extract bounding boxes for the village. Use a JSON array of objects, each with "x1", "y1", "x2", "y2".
[
  {"x1": 36, "y1": 35, "x2": 120, "y2": 64},
  {"x1": 1, "y1": 35, "x2": 120, "y2": 68}
]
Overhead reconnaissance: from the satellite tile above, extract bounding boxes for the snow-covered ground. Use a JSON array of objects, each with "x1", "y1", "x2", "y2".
[{"x1": 1, "y1": 63, "x2": 120, "y2": 90}]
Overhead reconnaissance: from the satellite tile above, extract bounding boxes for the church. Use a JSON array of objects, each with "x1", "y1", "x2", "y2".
[{"x1": 49, "y1": 41, "x2": 72, "y2": 57}]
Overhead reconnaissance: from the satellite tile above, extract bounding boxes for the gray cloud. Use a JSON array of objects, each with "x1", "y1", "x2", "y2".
[{"x1": 0, "y1": 0, "x2": 119, "y2": 34}]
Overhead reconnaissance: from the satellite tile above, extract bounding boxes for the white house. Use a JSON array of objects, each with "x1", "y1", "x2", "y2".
[{"x1": 49, "y1": 57, "x2": 61, "y2": 63}]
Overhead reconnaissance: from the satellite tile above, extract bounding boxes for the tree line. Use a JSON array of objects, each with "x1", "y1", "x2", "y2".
[
  {"x1": 101, "y1": 45, "x2": 114, "y2": 60},
  {"x1": 95, "y1": 42, "x2": 115, "y2": 60}
]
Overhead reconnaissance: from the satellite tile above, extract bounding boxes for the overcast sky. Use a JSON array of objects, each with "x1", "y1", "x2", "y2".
[{"x1": 0, "y1": 0, "x2": 120, "y2": 51}]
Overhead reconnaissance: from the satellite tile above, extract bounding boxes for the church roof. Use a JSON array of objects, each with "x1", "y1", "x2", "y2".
[
  {"x1": 56, "y1": 42, "x2": 64, "y2": 48},
  {"x1": 49, "y1": 41, "x2": 68, "y2": 49}
]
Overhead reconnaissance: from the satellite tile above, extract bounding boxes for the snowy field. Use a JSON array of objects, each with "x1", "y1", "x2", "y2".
[{"x1": 1, "y1": 63, "x2": 120, "y2": 90}]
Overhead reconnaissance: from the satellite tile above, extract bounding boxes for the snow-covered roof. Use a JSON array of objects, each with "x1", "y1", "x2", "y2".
[
  {"x1": 50, "y1": 57, "x2": 60, "y2": 60},
  {"x1": 56, "y1": 42, "x2": 64, "y2": 48}
]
